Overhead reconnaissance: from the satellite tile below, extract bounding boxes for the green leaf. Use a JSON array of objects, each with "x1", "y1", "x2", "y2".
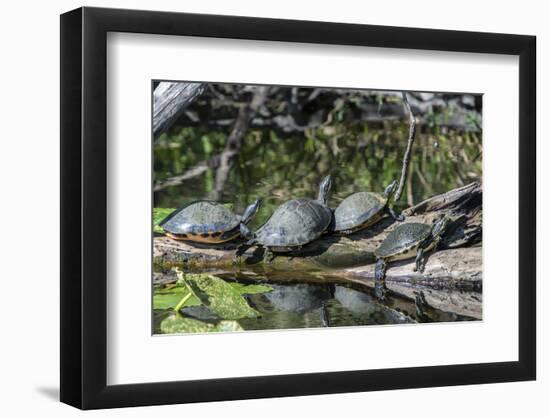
[
  {"x1": 153, "y1": 208, "x2": 176, "y2": 233},
  {"x1": 153, "y1": 285, "x2": 201, "y2": 310},
  {"x1": 178, "y1": 272, "x2": 260, "y2": 320},
  {"x1": 160, "y1": 314, "x2": 243, "y2": 334}
]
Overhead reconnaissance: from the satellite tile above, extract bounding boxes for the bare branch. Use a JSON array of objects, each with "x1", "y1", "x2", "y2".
[{"x1": 394, "y1": 92, "x2": 417, "y2": 202}]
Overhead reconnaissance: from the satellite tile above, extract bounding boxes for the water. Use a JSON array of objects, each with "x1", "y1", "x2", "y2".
[{"x1": 153, "y1": 280, "x2": 475, "y2": 334}]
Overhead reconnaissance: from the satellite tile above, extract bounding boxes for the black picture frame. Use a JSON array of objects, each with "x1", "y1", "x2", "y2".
[{"x1": 60, "y1": 6, "x2": 536, "y2": 410}]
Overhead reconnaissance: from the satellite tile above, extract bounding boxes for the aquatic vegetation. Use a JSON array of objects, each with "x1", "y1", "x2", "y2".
[{"x1": 154, "y1": 271, "x2": 273, "y2": 334}]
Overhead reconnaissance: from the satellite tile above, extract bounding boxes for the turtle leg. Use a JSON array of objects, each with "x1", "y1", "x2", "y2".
[
  {"x1": 374, "y1": 279, "x2": 387, "y2": 302},
  {"x1": 415, "y1": 236, "x2": 436, "y2": 272},
  {"x1": 263, "y1": 249, "x2": 275, "y2": 264},
  {"x1": 375, "y1": 258, "x2": 387, "y2": 281},
  {"x1": 387, "y1": 206, "x2": 405, "y2": 222},
  {"x1": 236, "y1": 226, "x2": 255, "y2": 259},
  {"x1": 235, "y1": 244, "x2": 249, "y2": 258},
  {"x1": 414, "y1": 247, "x2": 425, "y2": 272},
  {"x1": 239, "y1": 223, "x2": 254, "y2": 240},
  {"x1": 414, "y1": 290, "x2": 427, "y2": 321}
]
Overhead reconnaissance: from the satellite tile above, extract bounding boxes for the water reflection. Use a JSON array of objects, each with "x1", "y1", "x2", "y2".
[{"x1": 152, "y1": 280, "x2": 476, "y2": 333}]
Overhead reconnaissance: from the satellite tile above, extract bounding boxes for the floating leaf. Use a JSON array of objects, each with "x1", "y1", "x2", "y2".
[
  {"x1": 178, "y1": 272, "x2": 260, "y2": 320},
  {"x1": 160, "y1": 313, "x2": 243, "y2": 334},
  {"x1": 153, "y1": 285, "x2": 201, "y2": 310},
  {"x1": 153, "y1": 208, "x2": 176, "y2": 233}
]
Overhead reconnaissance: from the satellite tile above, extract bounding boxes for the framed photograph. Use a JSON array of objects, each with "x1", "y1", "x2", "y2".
[{"x1": 60, "y1": 6, "x2": 536, "y2": 409}]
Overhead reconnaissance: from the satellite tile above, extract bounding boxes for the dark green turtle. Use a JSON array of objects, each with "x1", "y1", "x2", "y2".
[
  {"x1": 332, "y1": 180, "x2": 403, "y2": 234},
  {"x1": 374, "y1": 215, "x2": 451, "y2": 281},
  {"x1": 241, "y1": 176, "x2": 333, "y2": 261},
  {"x1": 160, "y1": 199, "x2": 260, "y2": 244}
]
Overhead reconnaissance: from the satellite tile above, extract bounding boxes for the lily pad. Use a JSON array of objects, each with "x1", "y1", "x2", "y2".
[
  {"x1": 178, "y1": 272, "x2": 261, "y2": 320},
  {"x1": 160, "y1": 313, "x2": 244, "y2": 334},
  {"x1": 153, "y1": 285, "x2": 201, "y2": 310}
]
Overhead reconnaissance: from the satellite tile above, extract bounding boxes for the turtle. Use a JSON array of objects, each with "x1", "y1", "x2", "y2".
[
  {"x1": 240, "y1": 175, "x2": 333, "y2": 261},
  {"x1": 160, "y1": 199, "x2": 261, "y2": 243},
  {"x1": 332, "y1": 180, "x2": 403, "y2": 234},
  {"x1": 373, "y1": 215, "x2": 452, "y2": 281}
]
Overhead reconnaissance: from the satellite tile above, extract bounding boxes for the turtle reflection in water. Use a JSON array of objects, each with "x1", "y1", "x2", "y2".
[
  {"x1": 260, "y1": 284, "x2": 333, "y2": 327},
  {"x1": 332, "y1": 180, "x2": 403, "y2": 234},
  {"x1": 160, "y1": 199, "x2": 261, "y2": 243},
  {"x1": 374, "y1": 215, "x2": 452, "y2": 281},
  {"x1": 334, "y1": 286, "x2": 414, "y2": 324},
  {"x1": 241, "y1": 175, "x2": 333, "y2": 262}
]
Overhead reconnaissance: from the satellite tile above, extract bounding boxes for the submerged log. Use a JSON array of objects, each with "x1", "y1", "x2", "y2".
[{"x1": 153, "y1": 183, "x2": 482, "y2": 318}]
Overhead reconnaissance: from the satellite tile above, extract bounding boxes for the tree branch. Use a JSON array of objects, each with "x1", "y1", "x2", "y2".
[{"x1": 394, "y1": 92, "x2": 417, "y2": 202}]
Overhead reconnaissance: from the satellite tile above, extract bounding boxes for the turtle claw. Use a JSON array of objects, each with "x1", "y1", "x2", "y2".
[{"x1": 388, "y1": 207, "x2": 405, "y2": 222}]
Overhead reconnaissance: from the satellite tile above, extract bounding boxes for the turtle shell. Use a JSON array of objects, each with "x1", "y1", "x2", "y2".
[
  {"x1": 255, "y1": 199, "x2": 332, "y2": 248},
  {"x1": 374, "y1": 222, "x2": 432, "y2": 259},
  {"x1": 160, "y1": 201, "x2": 241, "y2": 242},
  {"x1": 333, "y1": 191, "x2": 387, "y2": 232}
]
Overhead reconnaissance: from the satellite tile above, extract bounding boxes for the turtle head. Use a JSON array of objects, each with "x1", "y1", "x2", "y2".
[
  {"x1": 317, "y1": 175, "x2": 333, "y2": 205},
  {"x1": 241, "y1": 198, "x2": 262, "y2": 225},
  {"x1": 384, "y1": 180, "x2": 398, "y2": 198},
  {"x1": 431, "y1": 214, "x2": 452, "y2": 239}
]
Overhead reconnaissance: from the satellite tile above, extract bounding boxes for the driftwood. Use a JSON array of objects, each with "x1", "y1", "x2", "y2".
[
  {"x1": 153, "y1": 82, "x2": 206, "y2": 139},
  {"x1": 154, "y1": 183, "x2": 483, "y2": 318}
]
